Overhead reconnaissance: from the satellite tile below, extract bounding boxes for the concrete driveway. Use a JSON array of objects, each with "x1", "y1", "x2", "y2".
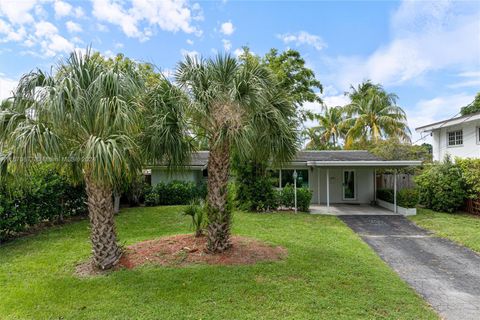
[
  {"x1": 340, "y1": 215, "x2": 480, "y2": 320},
  {"x1": 310, "y1": 204, "x2": 396, "y2": 215}
]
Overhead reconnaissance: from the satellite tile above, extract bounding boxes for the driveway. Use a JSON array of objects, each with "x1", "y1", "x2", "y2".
[{"x1": 340, "y1": 215, "x2": 480, "y2": 320}]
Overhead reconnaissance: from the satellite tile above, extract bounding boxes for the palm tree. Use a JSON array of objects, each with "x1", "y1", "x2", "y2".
[
  {"x1": 309, "y1": 106, "x2": 345, "y2": 147},
  {"x1": 343, "y1": 81, "x2": 410, "y2": 148},
  {"x1": 176, "y1": 54, "x2": 298, "y2": 253},
  {"x1": 0, "y1": 50, "x2": 189, "y2": 269}
]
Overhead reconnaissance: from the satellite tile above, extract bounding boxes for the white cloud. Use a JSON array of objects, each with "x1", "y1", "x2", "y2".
[
  {"x1": 220, "y1": 21, "x2": 234, "y2": 35},
  {"x1": 408, "y1": 93, "x2": 475, "y2": 143},
  {"x1": 180, "y1": 49, "x2": 199, "y2": 59},
  {"x1": 54, "y1": 0, "x2": 72, "y2": 19},
  {"x1": 222, "y1": 39, "x2": 231, "y2": 51},
  {"x1": 449, "y1": 71, "x2": 480, "y2": 89},
  {"x1": 74, "y1": 6, "x2": 84, "y2": 18},
  {"x1": 0, "y1": 19, "x2": 26, "y2": 42},
  {"x1": 328, "y1": 0, "x2": 480, "y2": 88},
  {"x1": 277, "y1": 31, "x2": 326, "y2": 51},
  {"x1": 35, "y1": 21, "x2": 58, "y2": 37},
  {"x1": 0, "y1": 0, "x2": 37, "y2": 24},
  {"x1": 91, "y1": 0, "x2": 203, "y2": 41},
  {"x1": 186, "y1": 39, "x2": 193, "y2": 45},
  {"x1": 0, "y1": 75, "x2": 17, "y2": 100},
  {"x1": 66, "y1": 20, "x2": 82, "y2": 33}
]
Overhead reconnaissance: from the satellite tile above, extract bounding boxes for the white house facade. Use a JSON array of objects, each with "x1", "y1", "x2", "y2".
[
  {"x1": 416, "y1": 112, "x2": 480, "y2": 161},
  {"x1": 146, "y1": 151, "x2": 420, "y2": 211}
]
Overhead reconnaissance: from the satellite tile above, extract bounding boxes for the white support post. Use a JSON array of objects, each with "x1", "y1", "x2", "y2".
[
  {"x1": 317, "y1": 168, "x2": 320, "y2": 204},
  {"x1": 279, "y1": 170, "x2": 282, "y2": 189},
  {"x1": 326, "y1": 169, "x2": 330, "y2": 208},
  {"x1": 393, "y1": 169, "x2": 397, "y2": 214},
  {"x1": 293, "y1": 170, "x2": 298, "y2": 214}
]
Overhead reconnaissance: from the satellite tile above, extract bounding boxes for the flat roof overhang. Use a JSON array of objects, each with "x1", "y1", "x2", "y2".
[
  {"x1": 415, "y1": 112, "x2": 480, "y2": 133},
  {"x1": 306, "y1": 160, "x2": 422, "y2": 167},
  {"x1": 145, "y1": 165, "x2": 207, "y2": 170}
]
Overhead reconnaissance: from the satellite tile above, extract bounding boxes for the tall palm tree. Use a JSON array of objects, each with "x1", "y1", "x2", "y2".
[
  {"x1": 176, "y1": 55, "x2": 298, "y2": 253},
  {"x1": 343, "y1": 81, "x2": 410, "y2": 148},
  {"x1": 343, "y1": 95, "x2": 410, "y2": 148},
  {"x1": 0, "y1": 50, "x2": 189, "y2": 269},
  {"x1": 309, "y1": 106, "x2": 345, "y2": 147}
]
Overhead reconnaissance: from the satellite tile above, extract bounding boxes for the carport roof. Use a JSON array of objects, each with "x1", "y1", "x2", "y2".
[{"x1": 149, "y1": 150, "x2": 421, "y2": 168}]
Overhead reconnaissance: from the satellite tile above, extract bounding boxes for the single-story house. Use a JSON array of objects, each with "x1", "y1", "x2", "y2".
[{"x1": 146, "y1": 150, "x2": 421, "y2": 211}]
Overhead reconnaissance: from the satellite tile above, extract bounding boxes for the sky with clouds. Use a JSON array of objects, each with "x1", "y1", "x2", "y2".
[{"x1": 0, "y1": 0, "x2": 479, "y2": 144}]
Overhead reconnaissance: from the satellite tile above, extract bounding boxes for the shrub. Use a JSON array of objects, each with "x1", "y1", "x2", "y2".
[
  {"x1": 182, "y1": 199, "x2": 207, "y2": 237},
  {"x1": 396, "y1": 188, "x2": 419, "y2": 208},
  {"x1": 144, "y1": 192, "x2": 160, "y2": 206},
  {"x1": 377, "y1": 188, "x2": 394, "y2": 203},
  {"x1": 297, "y1": 188, "x2": 313, "y2": 212},
  {"x1": 280, "y1": 184, "x2": 295, "y2": 208},
  {"x1": 145, "y1": 180, "x2": 205, "y2": 207},
  {"x1": 0, "y1": 166, "x2": 87, "y2": 242},
  {"x1": 415, "y1": 158, "x2": 466, "y2": 213},
  {"x1": 277, "y1": 184, "x2": 312, "y2": 212},
  {"x1": 234, "y1": 161, "x2": 278, "y2": 212},
  {"x1": 456, "y1": 158, "x2": 480, "y2": 199}
]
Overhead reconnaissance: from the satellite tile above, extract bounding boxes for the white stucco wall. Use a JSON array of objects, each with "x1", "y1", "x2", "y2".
[
  {"x1": 432, "y1": 120, "x2": 480, "y2": 161},
  {"x1": 312, "y1": 167, "x2": 375, "y2": 204},
  {"x1": 151, "y1": 168, "x2": 203, "y2": 186}
]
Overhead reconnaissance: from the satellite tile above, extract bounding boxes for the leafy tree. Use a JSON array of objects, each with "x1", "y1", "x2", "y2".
[
  {"x1": 262, "y1": 48, "x2": 323, "y2": 106},
  {"x1": 343, "y1": 80, "x2": 410, "y2": 147},
  {"x1": 460, "y1": 92, "x2": 480, "y2": 116},
  {"x1": 0, "y1": 50, "x2": 189, "y2": 269},
  {"x1": 176, "y1": 54, "x2": 298, "y2": 252},
  {"x1": 368, "y1": 138, "x2": 432, "y2": 162}
]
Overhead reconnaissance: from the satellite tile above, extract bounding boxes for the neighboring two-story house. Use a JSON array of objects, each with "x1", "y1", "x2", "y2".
[{"x1": 415, "y1": 112, "x2": 480, "y2": 161}]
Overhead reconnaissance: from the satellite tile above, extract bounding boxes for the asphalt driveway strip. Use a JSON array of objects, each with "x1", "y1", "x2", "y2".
[{"x1": 339, "y1": 215, "x2": 480, "y2": 320}]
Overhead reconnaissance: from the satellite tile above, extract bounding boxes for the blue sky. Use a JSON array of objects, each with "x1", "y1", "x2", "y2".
[{"x1": 0, "y1": 0, "x2": 479, "y2": 144}]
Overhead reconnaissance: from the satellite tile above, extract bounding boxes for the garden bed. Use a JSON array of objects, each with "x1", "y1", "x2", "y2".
[
  {"x1": 377, "y1": 199, "x2": 416, "y2": 216},
  {"x1": 76, "y1": 234, "x2": 287, "y2": 276}
]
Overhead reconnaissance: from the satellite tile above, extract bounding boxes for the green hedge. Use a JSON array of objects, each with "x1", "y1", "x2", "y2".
[
  {"x1": 376, "y1": 188, "x2": 419, "y2": 208},
  {"x1": 415, "y1": 158, "x2": 466, "y2": 213},
  {"x1": 275, "y1": 184, "x2": 313, "y2": 212},
  {"x1": 144, "y1": 180, "x2": 206, "y2": 206},
  {"x1": 0, "y1": 167, "x2": 87, "y2": 242}
]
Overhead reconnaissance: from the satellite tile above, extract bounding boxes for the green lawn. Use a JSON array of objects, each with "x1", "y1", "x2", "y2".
[
  {"x1": 410, "y1": 208, "x2": 480, "y2": 253},
  {"x1": 0, "y1": 207, "x2": 436, "y2": 319}
]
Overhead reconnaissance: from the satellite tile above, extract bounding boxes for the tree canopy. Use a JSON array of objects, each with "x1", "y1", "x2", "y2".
[{"x1": 460, "y1": 92, "x2": 480, "y2": 116}]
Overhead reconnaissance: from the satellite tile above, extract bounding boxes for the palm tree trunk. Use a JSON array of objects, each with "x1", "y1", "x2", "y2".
[
  {"x1": 113, "y1": 191, "x2": 121, "y2": 214},
  {"x1": 206, "y1": 139, "x2": 231, "y2": 253},
  {"x1": 85, "y1": 175, "x2": 122, "y2": 270}
]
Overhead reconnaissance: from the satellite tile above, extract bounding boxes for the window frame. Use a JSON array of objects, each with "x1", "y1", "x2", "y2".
[{"x1": 447, "y1": 129, "x2": 463, "y2": 147}]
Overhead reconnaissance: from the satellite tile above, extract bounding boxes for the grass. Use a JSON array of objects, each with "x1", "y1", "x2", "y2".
[
  {"x1": 0, "y1": 206, "x2": 437, "y2": 319},
  {"x1": 410, "y1": 208, "x2": 480, "y2": 253}
]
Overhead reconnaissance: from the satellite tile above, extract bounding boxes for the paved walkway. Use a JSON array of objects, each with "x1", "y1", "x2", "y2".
[
  {"x1": 340, "y1": 215, "x2": 480, "y2": 320},
  {"x1": 310, "y1": 204, "x2": 396, "y2": 215}
]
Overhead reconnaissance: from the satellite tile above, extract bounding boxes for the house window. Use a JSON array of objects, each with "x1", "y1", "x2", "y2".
[
  {"x1": 280, "y1": 169, "x2": 309, "y2": 188},
  {"x1": 447, "y1": 130, "x2": 463, "y2": 146}
]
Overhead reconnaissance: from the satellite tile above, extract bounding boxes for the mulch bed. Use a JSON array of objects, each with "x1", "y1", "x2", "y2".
[{"x1": 75, "y1": 234, "x2": 287, "y2": 276}]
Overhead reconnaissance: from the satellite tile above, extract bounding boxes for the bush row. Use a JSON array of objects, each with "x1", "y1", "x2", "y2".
[
  {"x1": 275, "y1": 184, "x2": 313, "y2": 212},
  {"x1": 376, "y1": 188, "x2": 419, "y2": 208},
  {"x1": 144, "y1": 180, "x2": 207, "y2": 206},
  {"x1": 0, "y1": 167, "x2": 87, "y2": 242}
]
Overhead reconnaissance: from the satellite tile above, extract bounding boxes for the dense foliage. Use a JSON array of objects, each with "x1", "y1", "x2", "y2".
[
  {"x1": 456, "y1": 158, "x2": 480, "y2": 199},
  {"x1": 0, "y1": 167, "x2": 87, "y2": 242},
  {"x1": 460, "y1": 92, "x2": 480, "y2": 116},
  {"x1": 376, "y1": 188, "x2": 419, "y2": 208},
  {"x1": 275, "y1": 184, "x2": 313, "y2": 212},
  {"x1": 144, "y1": 181, "x2": 206, "y2": 206},
  {"x1": 415, "y1": 158, "x2": 466, "y2": 213}
]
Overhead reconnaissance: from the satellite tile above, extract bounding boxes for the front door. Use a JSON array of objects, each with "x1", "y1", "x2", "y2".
[{"x1": 343, "y1": 170, "x2": 356, "y2": 200}]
